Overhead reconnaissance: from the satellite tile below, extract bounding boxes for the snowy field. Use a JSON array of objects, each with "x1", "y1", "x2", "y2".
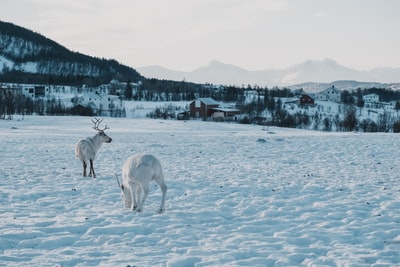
[{"x1": 1, "y1": 116, "x2": 400, "y2": 266}]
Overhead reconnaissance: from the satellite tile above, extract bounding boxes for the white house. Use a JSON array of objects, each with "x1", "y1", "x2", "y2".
[
  {"x1": 77, "y1": 92, "x2": 124, "y2": 116},
  {"x1": 103, "y1": 79, "x2": 140, "y2": 97},
  {"x1": 363, "y1": 94, "x2": 379, "y2": 103},
  {"x1": 316, "y1": 86, "x2": 341, "y2": 102},
  {"x1": 21, "y1": 85, "x2": 47, "y2": 99}
]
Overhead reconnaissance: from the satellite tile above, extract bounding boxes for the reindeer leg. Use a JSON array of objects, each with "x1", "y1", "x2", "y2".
[
  {"x1": 89, "y1": 159, "x2": 96, "y2": 178},
  {"x1": 128, "y1": 181, "x2": 137, "y2": 211},
  {"x1": 158, "y1": 181, "x2": 168, "y2": 214},
  {"x1": 137, "y1": 183, "x2": 149, "y2": 212},
  {"x1": 82, "y1": 160, "x2": 87, "y2": 177}
]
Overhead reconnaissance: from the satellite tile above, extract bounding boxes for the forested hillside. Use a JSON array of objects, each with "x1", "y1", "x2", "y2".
[{"x1": 0, "y1": 20, "x2": 141, "y2": 86}]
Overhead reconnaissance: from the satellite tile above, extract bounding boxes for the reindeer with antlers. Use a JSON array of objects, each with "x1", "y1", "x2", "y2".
[{"x1": 75, "y1": 118, "x2": 112, "y2": 178}]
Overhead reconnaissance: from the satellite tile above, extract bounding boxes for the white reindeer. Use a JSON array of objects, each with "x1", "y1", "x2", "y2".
[
  {"x1": 120, "y1": 154, "x2": 167, "y2": 213},
  {"x1": 75, "y1": 118, "x2": 112, "y2": 178}
]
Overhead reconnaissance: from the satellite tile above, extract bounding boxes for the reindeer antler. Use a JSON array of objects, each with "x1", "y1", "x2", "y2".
[{"x1": 92, "y1": 118, "x2": 110, "y2": 131}]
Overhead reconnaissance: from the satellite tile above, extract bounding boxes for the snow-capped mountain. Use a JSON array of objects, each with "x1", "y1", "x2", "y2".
[{"x1": 138, "y1": 58, "x2": 400, "y2": 87}]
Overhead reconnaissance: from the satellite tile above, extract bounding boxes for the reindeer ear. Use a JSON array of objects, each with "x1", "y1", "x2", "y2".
[{"x1": 121, "y1": 185, "x2": 124, "y2": 190}]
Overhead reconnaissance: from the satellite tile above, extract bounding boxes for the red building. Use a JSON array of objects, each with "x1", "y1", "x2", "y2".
[
  {"x1": 299, "y1": 94, "x2": 315, "y2": 106},
  {"x1": 189, "y1": 98, "x2": 220, "y2": 119}
]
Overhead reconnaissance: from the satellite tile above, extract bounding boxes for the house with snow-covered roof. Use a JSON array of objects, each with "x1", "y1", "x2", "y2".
[
  {"x1": 75, "y1": 91, "x2": 123, "y2": 117},
  {"x1": 189, "y1": 98, "x2": 219, "y2": 119},
  {"x1": 316, "y1": 85, "x2": 341, "y2": 102},
  {"x1": 189, "y1": 97, "x2": 240, "y2": 120}
]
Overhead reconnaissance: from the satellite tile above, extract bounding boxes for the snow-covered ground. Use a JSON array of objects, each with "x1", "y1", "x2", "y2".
[{"x1": 1, "y1": 116, "x2": 400, "y2": 266}]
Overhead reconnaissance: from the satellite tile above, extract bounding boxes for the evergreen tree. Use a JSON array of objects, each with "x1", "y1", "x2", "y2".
[
  {"x1": 342, "y1": 106, "x2": 357, "y2": 131},
  {"x1": 125, "y1": 80, "x2": 133, "y2": 100},
  {"x1": 356, "y1": 88, "x2": 364, "y2": 108}
]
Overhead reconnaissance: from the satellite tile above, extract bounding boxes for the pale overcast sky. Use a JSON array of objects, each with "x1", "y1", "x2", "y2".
[{"x1": 1, "y1": 0, "x2": 399, "y2": 71}]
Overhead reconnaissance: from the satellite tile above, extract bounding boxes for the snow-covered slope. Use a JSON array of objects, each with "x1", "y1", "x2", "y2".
[
  {"x1": 0, "y1": 55, "x2": 13, "y2": 72},
  {"x1": 0, "y1": 21, "x2": 141, "y2": 83}
]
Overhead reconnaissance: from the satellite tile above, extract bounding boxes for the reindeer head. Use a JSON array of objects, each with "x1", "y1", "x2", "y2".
[
  {"x1": 120, "y1": 184, "x2": 133, "y2": 208},
  {"x1": 115, "y1": 174, "x2": 131, "y2": 208},
  {"x1": 92, "y1": 118, "x2": 112, "y2": 143}
]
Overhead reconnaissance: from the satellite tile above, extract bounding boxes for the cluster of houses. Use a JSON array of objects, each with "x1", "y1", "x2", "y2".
[
  {"x1": 0, "y1": 80, "x2": 138, "y2": 116},
  {"x1": 70, "y1": 92, "x2": 123, "y2": 116},
  {"x1": 294, "y1": 86, "x2": 384, "y2": 108},
  {"x1": 190, "y1": 86, "x2": 389, "y2": 121},
  {"x1": 188, "y1": 87, "x2": 343, "y2": 121},
  {"x1": 1, "y1": 80, "x2": 388, "y2": 119}
]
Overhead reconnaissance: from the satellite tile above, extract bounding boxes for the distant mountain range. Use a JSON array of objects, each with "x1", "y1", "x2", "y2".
[
  {"x1": 2, "y1": 20, "x2": 400, "y2": 91},
  {"x1": 137, "y1": 59, "x2": 400, "y2": 89}
]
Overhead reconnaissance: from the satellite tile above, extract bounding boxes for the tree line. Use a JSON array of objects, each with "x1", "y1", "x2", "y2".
[
  {"x1": 0, "y1": 89, "x2": 72, "y2": 119},
  {"x1": 0, "y1": 89, "x2": 127, "y2": 119},
  {"x1": 236, "y1": 87, "x2": 400, "y2": 133},
  {"x1": 2, "y1": 83, "x2": 400, "y2": 132}
]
